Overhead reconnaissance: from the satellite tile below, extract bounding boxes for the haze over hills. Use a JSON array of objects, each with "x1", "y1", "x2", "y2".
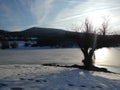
[
  {"x1": 2, "y1": 27, "x2": 68, "y2": 38},
  {"x1": 21, "y1": 27, "x2": 67, "y2": 37}
]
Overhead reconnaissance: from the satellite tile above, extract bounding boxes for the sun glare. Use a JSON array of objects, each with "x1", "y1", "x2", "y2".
[
  {"x1": 86, "y1": 10, "x2": 108, "y2": 28},
  {"x1": 95, "y1": 48, "x2": 110, "y2": 63}
]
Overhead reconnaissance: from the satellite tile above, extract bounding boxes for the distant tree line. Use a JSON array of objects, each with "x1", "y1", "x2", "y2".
[{"x1": 0, "y1": 32, "x2": 76, "y2": 49}]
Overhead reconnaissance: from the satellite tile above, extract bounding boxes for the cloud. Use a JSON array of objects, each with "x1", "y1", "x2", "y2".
[
  {"x1": 30, "y1": 0, "x2": 54, "y2": 25},
  {"x1": 0, "y1": 0, "x2": 119, "y2": 32},
  {"x1": 0, "y1": 2, "x2": 20, "y2": 30},
  {"x1": 49, "y1": 0, "x2": 120, "y2": 31},
  {"x1": 0, "y1": 0, "x2": 37, "y2": 31}
]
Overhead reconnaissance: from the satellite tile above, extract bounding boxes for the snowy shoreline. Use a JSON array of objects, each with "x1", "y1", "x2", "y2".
[{"x1": 0, "y1": 64, "x2": 120, "y2": 90}]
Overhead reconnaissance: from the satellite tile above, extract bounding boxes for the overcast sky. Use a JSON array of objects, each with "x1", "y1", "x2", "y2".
[{"x1": 0, "y1": 0, "x2": 120, "y2": 33}]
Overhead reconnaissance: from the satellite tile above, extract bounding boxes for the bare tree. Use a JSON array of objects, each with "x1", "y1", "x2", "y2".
[
  {"x1": 79, "y1": 19, "x2": 96, "y2": 69},
  {"x1": 67, "y1": 19, "x2": 97, "y2": 69},
  {"x1": 67, "y1": 18, "x2": 120, "y2": 70}
]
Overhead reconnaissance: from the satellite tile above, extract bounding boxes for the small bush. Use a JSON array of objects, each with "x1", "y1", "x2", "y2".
[
  {"x1": 1, "y1": 41, "x2": 10, "y2": 49},
  {"x1": 24, "y1": 42, "x2": 30, "y2": 47},
  {"x1": 10, "y1": 41, "x2": 18, "y2": 48}
]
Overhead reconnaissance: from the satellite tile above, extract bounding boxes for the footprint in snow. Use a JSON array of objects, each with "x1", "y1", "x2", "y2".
[
  {"x1": 91, "y1": 86, "x2": 102, "y2": 89},
  {"x1": 19, "y1": 78, "x2": 25, "y2": 80},
  {"x1": 17, "y1": 74, "x2": 21, "y2": 75},
  {"x1": 35, "y1": 79, "x2": 47, "y2": 83},
  {"x1": 68, "y1": 84, "x2": 74, "y2": 86},
  {"x1": 27, "y1": 78, "x2": 34, "y2": 81},
  {"x1": 0, "y1": 83, "x2": 7, "y2": 87},
  {"x1": 81, "y1": 85, "x2": 86, "y2": 87},
  {"x1": 35, "y1": 80, "x2": 41, "y2": 82},
  {"x1": 11, "y1": 87, "x2": 23, "y2": 90},
  {"x1": 96, "y1": 85, "x2": 102, "y2": 88}
]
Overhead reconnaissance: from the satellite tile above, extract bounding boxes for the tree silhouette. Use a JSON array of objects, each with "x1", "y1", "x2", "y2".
[{"x1": 67, "y1": 19, "x2": 120, "y2": 70}]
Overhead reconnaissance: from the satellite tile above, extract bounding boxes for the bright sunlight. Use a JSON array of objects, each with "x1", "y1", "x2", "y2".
[
  {"x1": 86, "y1": 10, "x2": 109, "y2": 28},
  {"x1": 95, "y1": 48, "x2": 110, "y2": 64}
]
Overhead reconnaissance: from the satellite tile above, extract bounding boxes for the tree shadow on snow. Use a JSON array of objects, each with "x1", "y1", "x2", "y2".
[{"x1": 0, "y1": 67, "x2": 120, "y2": 90}]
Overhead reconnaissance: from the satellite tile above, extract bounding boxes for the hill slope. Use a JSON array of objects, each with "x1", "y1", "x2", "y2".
[{"x1": 9, "y1": 27, "x2": 68, "y2": 37}]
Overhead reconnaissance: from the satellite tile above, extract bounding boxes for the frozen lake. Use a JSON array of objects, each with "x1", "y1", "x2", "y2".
[{"x1": 0, "y1": 48, "x2": 120, "y2": 73}]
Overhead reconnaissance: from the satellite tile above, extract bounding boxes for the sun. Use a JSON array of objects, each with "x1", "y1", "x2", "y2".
[{"x1": 86, "y1": 10, "x2": 108, "y2": 28}]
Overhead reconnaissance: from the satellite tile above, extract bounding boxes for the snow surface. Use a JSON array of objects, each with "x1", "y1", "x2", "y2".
[{"x1": 0, "y1": 65, "x2": 120, "y2": 90}]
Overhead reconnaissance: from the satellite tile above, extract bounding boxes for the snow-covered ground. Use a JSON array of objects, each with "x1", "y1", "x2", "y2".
[
  {"x1": 9, "y1": 41, "x2": 52, "y2": 50},
  {"x1": 0, "y1": 65, "x2": 120, "y2": 90}
]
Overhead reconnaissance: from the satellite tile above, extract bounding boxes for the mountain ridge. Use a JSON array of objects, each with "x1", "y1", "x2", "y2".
[{"x1": 1, "y1": 27, "x2": 69, "y2": 38}]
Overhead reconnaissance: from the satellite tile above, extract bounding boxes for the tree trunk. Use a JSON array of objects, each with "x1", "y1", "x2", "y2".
[{"x1": 81, "y1": 48, "x2": 95, "y2": 69}]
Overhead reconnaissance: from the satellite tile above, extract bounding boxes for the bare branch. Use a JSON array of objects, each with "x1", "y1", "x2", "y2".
[
  {"x1": 99, "y1": 16, "x2": 110, "y2": 35},
  {"x1": 84, "y1": 18, "x2": 93, "y2": 33}
]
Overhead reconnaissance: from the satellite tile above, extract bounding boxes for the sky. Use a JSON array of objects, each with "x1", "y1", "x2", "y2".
[{"x1": 0, "y1": 0, "x2": 120, "y2": 33}]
